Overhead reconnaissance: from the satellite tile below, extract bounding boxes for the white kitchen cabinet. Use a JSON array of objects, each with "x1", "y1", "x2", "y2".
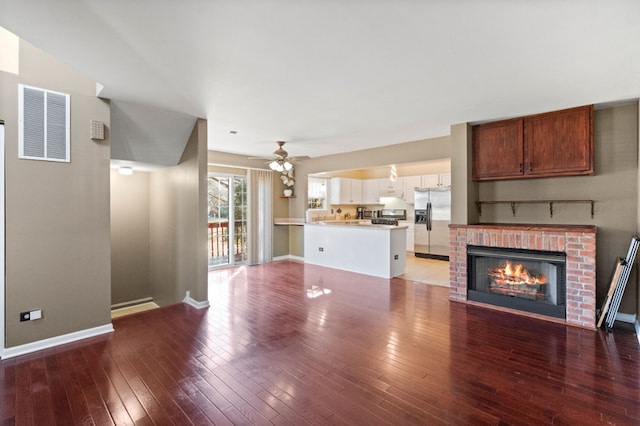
[
  {"x1": 362, "y1": 179, "x2": 381, "y2": 204},
  {"x1": 399, "y1": 220, "x2": 415, "y2": 251},
  {"x1": 421, "y1": 173, "x2": 451, "y2": 188},
  {"x1": 304, "y1": 223, "x2": 407, "y2": 278},
  {"x1": 330, "y1": 178, "x2": 363, "y2": 204},
  {"x1": 379, "y1": 177, "x2": 403, "y2": 198},
  {"x1": 402, "y1": 176, "x2": 422, "y2": 203}
]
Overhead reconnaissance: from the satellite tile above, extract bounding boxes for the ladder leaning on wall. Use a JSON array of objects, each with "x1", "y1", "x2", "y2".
[{"x1": 601, "y1": 236, "x2": 640, "y2": 330}]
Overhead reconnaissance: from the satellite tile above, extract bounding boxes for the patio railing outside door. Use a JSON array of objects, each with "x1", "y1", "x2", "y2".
[{"x1": 208, "y1": 221, "x2": 247, "y2": 266}]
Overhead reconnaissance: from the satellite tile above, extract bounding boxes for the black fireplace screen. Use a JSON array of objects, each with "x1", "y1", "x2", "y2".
[{"x1": 467, "y1": 245, "x2": 566, "y2": 319}]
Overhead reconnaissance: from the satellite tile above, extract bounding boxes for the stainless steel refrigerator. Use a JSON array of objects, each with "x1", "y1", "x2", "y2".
[{"x1": 414, "y1": 187, "x2": 451, "y2": 260}]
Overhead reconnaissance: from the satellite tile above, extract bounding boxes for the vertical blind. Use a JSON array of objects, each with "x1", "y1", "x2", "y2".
[{"x1": 247, "y1": 169, "x2": 273, "y2": 265}]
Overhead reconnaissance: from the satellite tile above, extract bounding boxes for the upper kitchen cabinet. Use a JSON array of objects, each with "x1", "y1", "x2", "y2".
[
  {"x1": 524, "y1": 105, "x2": 593, "y2": 177},
  {"x1": 402, "y1": 176, "x2": 422, "y2": 203},
  {"x1": 421, "y1": 173, "x2": 451, "y2": 188},
  {"x1": 362, "y1": 179, "x2": 382, "y2": 204},
  {"x1": 330, "y1": 178, "x2": 363, "y2": 204},
  {"x1": 472, "y1": 105, "x2": 593, "y2": 181},
  {"x1": 379, "y1": 177, "x2": 403, "y2": 198},
  {"x1": 472, "y1": 117, "x2": 524, "y2": 180}
]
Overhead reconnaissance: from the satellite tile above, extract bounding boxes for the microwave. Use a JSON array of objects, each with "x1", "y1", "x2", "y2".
[{"x1": 363, "y1": 209, "x2": 374, "y2": 219}]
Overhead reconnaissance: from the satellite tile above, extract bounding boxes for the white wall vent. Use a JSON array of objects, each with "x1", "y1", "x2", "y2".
[{"x1": 18, "y1": 84, "x2": 70, "y2": 162}]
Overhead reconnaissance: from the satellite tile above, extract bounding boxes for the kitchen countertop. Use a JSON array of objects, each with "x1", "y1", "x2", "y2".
[
  {"x1": 307, "y1": 221, "x2": 408, "y2": 230},
  {"x1": 274, "y1": 218, "x2": 408, "y2": 229}
]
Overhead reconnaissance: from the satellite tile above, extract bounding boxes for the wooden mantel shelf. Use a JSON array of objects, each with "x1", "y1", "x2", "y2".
[{"x1": 476, "y1": 199, "x2": 595, "y2": 218}]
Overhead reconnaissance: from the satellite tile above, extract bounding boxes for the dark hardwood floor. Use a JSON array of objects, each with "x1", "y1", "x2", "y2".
[{"x1": 1, "y1": 260, "x2": 639, "y2": 425}]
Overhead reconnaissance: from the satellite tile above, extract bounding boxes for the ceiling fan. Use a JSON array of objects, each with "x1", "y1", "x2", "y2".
[{"x1": 250, "y1": 141, "x2": 310, "y2": 172}]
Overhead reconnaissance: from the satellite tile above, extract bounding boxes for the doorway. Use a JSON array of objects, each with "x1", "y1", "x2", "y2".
[{"x1": 208, "y1": 175, "x2": 247, "y2": 268}]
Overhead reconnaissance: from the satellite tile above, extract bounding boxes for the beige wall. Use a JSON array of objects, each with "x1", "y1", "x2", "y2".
[
  {"x1": 476, "y1": 104, "x2": 639, "y2": 315},
  {"x1": 1, "y1": 41, "x2": 111, "y2": 347},
  {"x1": 149, "y1": 119, "x2": 208, "y2": 305},
  {"x1": 450, "y1": 122, "x2": 478, "y2": 224},
  {"x1": 110, "y1": 170, "x2": 150, "y2": 305}
]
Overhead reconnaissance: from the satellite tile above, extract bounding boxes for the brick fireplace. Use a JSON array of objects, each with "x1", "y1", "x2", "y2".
[{"x1": 449, "y1": 224, "x2": 597, "y2": 329}]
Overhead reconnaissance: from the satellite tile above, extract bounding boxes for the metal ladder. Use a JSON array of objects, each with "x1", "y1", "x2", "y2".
[{"x1": 604, "y1": 236, "x2": 640, "y2": 329}]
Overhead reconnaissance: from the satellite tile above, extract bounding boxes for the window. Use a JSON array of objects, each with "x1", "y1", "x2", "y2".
[
  {"x1": 307, "y1": 177, "x2": 328, "y2": 210},
  {"x1": 19, "y1": 84, "x2": 70, "y2": 162}
]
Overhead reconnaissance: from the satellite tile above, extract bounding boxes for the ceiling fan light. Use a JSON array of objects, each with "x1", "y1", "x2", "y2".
[
  {"x1": 283, "y1": 161, "x2": 293, "y2": 171},
  {"x1": 270, "y1": 160, "x2": 285, "y2": 172}
]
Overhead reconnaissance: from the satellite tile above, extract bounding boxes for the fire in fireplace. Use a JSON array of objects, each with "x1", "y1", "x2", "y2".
[
  {"x1": 488, "y1": 261, "x2": 548, "y2": 299},
  {"x1": 467, "y1": 245, "x2": 566, "y2": 319}
]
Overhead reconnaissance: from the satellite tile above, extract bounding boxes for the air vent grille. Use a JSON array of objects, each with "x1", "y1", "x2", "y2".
[{"x1": 19, "y1": 84, "x2": 70, "y2": 162}]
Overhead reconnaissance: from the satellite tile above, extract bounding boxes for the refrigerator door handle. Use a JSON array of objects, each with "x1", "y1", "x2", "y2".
[{"x1": 427, "y1": 202, "x2": 432, "y2": 231}]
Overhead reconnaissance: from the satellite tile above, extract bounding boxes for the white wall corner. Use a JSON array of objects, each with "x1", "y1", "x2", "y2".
[
  {"x1": 1, "y1": 324, "x2": 114, "y2": 360},
  {"x1": 183, "y1": 291, "x2": 210, "y2": 309}
]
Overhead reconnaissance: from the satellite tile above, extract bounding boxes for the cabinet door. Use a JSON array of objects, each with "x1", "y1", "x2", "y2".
[
  {"x1": 330, "y1": 178, "x2": 351, "y2": 204},
  {"x1": 362, "y1": 179, "x2": 380, "y2": 204},
  {"x1": 329, "y1": 178, "x2": 343, "y2": 204},
  {"x1": 472, "y1": 118, "x2": 524, "y2": 181},
  {"x1": 524, "y1": 105, "x2": 593, "y2": 177},
  {"x1": 421, "y1": 174, "x2": 439, "y2": 188},
  {"x1": 379, "y1": 178, "x2": 402, "y2": 197},
  {"x1": 349, "y1": 179, "x2": 363, "y2": 204},
  {"x1": 403, "y1": 176, "x2": 421, "y2": 203},
  {"x1": 439, "y1": 173, "x2": 451, "y2": 187}
]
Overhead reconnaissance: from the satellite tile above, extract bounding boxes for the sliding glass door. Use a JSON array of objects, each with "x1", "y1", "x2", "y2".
[{"x1": 208, "y1": 175, "x2": 247, "y2": 268}]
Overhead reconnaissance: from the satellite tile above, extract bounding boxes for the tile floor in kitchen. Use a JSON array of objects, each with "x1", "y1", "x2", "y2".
[{"x1": 399, "y1": 253, "x2": 449, "y2": 287}]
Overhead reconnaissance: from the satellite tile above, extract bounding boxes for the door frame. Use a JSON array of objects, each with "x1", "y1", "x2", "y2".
[
  {"x1": 207, "y1": 173, "x2": 247, "y2": 268},
  {"x1": 1, "y1": 122, "x2": 5, "y2": 358}
]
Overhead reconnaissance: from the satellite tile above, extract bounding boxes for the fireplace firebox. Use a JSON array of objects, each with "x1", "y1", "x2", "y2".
[{"x1": 467, "y1": 245, "x2": 566, "y2": 319}]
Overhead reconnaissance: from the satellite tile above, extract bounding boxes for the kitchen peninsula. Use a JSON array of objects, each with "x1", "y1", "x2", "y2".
[{"x1": 304, "y1": 221, "x2": 407, "y2": 278}]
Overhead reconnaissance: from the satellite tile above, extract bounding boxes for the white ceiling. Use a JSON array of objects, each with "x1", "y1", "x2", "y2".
[{"x1": 1, "y1": 0, "x2": 639, "y2": 161}]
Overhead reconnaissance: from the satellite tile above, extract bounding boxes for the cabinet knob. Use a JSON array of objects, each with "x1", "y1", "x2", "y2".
[
  {"x1": 529, "y1": 162, "x2": 533, "y2": 172},
  {"x1": 519, "y1": 163, "x2": 523, "y2": 173}
]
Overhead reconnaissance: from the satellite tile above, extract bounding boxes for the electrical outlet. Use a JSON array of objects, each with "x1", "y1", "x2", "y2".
[{"x1": 19, "y1": 309, "x2": 43, "y2": 322}]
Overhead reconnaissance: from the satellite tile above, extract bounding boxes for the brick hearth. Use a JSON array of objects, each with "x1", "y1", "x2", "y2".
[{"x1": 449, "y1": 224, "x2": 597, "y2": 329}]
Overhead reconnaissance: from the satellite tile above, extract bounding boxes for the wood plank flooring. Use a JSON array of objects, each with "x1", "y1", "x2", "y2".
[{"x1": 1, "y1": 259, "x2": 639, "y2": 425}]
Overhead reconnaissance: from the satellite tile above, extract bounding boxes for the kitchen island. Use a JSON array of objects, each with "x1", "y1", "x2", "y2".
[{"x1": 304, "y1": 222, "x2": 407, "y2": 278}]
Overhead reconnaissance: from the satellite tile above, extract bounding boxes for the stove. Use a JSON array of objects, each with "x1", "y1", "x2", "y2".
[{"x1": 371, "y1": 218, "x2": 399, "y2": 225}]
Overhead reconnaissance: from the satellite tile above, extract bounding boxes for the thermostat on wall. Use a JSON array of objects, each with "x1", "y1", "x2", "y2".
[{"x1": 90, "y1": 120, "x2": 105, "y2": 140}]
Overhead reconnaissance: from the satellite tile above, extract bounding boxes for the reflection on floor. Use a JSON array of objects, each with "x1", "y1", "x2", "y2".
[
  {"x1": 111, "y1": 302, "x2": 159, "y2": 319},
  {"x1": 399, "y1": 252, "x2": 449, "y2": 287}
]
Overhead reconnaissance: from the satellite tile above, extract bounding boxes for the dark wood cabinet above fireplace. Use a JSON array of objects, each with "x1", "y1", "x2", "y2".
[{"x1": 472, "y1": 105, "x2": 594, "y2": 181}]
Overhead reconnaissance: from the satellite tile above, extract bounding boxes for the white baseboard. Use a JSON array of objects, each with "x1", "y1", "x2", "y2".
[
  {"x1": 635, "y1": 320, "x2": 640, "y2": 345},
  {"x1": 615, "y1": 312, "x2": 637, "y2": 324},
  {"x1": 273, "y1": 255, "x2": 304, "y2": 262},
  {"x1": 183, "y1": 291, "x2": 210, "y2": 309},
  {"x1": 2, "y1": 324, "x2": 114, "y2": 360}
]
